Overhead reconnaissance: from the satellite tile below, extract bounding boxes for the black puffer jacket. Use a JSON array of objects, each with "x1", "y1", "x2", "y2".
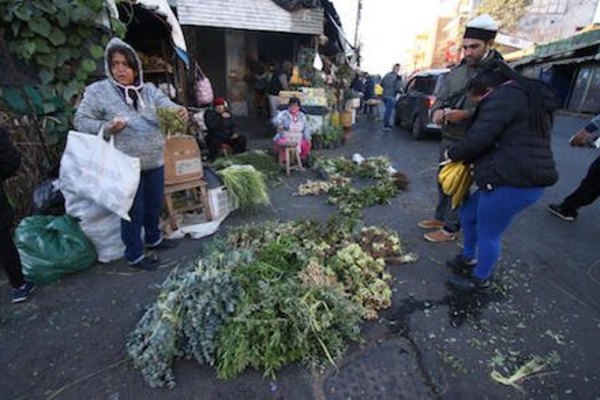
[
  {"x1": 447, "y1": 81, "x2": 558, "y2": 191},
  {"x1": 0, "y1": 128, "x2": 21, "y2": 229}
]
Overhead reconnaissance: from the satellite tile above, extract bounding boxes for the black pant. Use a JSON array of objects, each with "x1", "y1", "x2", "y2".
[
  {"x1": 561, "y1": 154, "x2": 600, "y2": 213},
  {"x1": 0, "y1": 226, "x2": 25, "y2": 289},
  {"x1": 206, "y1": 135, "x2": 247, "y2": 161}
]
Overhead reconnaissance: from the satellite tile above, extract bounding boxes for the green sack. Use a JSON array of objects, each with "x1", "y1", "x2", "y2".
[{"x1": 15, "y1": 215, "x2": 97, "y2": 284}]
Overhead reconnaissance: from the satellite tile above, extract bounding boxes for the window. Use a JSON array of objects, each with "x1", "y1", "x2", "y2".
[{"x1": 413, "y1": 77, "x2": 436, "y2": 94}]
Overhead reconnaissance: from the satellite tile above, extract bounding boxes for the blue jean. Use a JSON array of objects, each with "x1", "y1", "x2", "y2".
[
  {"x1": 460, "y1": 186, "x2": 544, "y2": 280},
  {"x1": 121, "y1": 166, "x2": 164, "y2": 263},
  {"x1": 382, "y1": 96, "x2": 395, "y2": 128}
]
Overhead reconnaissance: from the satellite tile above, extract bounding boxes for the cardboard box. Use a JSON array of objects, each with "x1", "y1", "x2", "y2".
[
  {"x1": 164, "y1": 136, "x2": 203, "y2": 185},
  {"x1": 208, "y1": 186, "x2": 239, "y2": 219}
]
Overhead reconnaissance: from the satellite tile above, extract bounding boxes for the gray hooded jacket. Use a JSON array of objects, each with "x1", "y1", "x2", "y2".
[{"x1": 74, "y1": 38, "x2": 179, "y2": 170}]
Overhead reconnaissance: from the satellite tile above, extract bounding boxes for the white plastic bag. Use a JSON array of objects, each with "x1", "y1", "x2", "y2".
[
  {"x1": 59, "y1": 130, "x2": 141, "y2": 221},
  {"x1": 63, "y1": 188, "x2": 124, "y2": 263}
]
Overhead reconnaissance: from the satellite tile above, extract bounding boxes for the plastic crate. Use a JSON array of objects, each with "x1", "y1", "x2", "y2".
[{"x1": 208, "y1": 186, "x2": 239, "y2": 219}]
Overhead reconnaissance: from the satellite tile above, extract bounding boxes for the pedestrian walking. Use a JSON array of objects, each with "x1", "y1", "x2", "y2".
[
  {"x1": 548, "y1": 115, "x2": 600, "y2": 221},
  {"x1": 443, "y1": 62, "x2": 559, "y2": 293},
  {"x1": 380, "y1": 63, "x2": 402, "y2": 131},
  {"x1": 418, "y1": 14, "x2": 503, "y2": 243},
  {"x1": 0, "y1": 127, "x2": 36, "y2": 303}
]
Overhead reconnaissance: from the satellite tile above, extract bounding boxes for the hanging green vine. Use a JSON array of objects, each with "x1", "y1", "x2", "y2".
[{"x1": 0, "y1": 0, "x2": 126, "y2": 137}]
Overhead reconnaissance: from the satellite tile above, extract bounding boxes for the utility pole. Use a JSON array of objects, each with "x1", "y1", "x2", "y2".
[{"x1": 354, "y1": 0, "x2": 362, "y2": 66}]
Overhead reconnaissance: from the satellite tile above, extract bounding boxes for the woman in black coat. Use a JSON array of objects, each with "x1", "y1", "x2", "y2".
[
  {"x1": 0, "y1": 127, "x2": 35, "y2": 303},
  {"x1": 444, "y1": 62, "x2": 559, "y2": 293}
]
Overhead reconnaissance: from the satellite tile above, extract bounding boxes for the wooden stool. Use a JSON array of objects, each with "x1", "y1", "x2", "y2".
[
  {"x1": 283, "y1": 145, "x2": 303, "y2": 177},
  {"x1": 163, "y1": 179, "x2": 212, "y2": 231}
]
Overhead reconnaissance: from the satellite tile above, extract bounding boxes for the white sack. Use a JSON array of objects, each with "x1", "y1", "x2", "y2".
[{"x1": 59, "y1": 130, "x2": 140, "y2": 221}]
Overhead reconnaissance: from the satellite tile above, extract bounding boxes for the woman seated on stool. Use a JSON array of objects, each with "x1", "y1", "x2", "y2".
[
  {"x1": 204, "y1": 97, "x2": 247, "y2": 161},
  {"x1": 272, "y1": 97, "x2": 311, "y2": 165}
]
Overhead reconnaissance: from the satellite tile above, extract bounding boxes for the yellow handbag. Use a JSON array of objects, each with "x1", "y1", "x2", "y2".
[{"x1": 438, "y1": 161, "x2": 473, "y2": 209}]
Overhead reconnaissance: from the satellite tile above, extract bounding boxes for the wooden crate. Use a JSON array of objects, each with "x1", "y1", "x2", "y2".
[{"x1": 164, "y1": 136, "x2": 203, "y2": 185}]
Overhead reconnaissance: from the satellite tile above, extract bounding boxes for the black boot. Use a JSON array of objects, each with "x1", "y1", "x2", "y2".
[
  {"x1": 446, "y1": 254, "x2": 476, "y2": 275},
  {"x1": 447, "y1": 273, "x2": 491, "y2": 294}
]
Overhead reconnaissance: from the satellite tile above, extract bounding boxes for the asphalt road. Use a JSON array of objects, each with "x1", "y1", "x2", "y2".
[{"x1": 1, "y1": 113, "x2": 599, "y2": 400}]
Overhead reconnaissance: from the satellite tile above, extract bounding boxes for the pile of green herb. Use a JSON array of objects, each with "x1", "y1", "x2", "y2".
[
  {"x1": 127, "y1": 218, "x2": 414, "y2": 387},
  {"x1": 126, "y1": 247, "x2": 253, "y2": 388},
  {"x1": 217, "y1": 165, "x2": 270, "y2": 212},
  {"x1": 157, "y1": 107, "x2": 187, "y2": 137},
  {"x1": 212, "y1": 150, "x2": 282, "y2": 184},
  {"x1": 303, "y1": 156, "x2": 406, "y2": 217}
]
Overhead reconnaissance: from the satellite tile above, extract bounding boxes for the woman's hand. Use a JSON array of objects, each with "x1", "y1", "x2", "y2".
[
  {"x1": 439, "y1": 149, "x2": 452, "y2": 166},
  {"x1": 177, "y1": 107, "x2": 189, "y2": 120},
  {"x1": 444, "y1": 109, "x2": 470, "y2": 124},
  {"x1": 432, "y1": 109, "x2": 445, "y2": 125},
  {"x1": 569, "y1": 128, "x2": 594, "y2": 147},
  {"x1": 106, "y1": 116, "x2": 128, "y2": 134}
]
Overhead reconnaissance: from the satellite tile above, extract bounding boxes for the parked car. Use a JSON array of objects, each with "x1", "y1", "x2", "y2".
[{"x1": 395, "y1": 69, "x2": 449, "y2": 139}]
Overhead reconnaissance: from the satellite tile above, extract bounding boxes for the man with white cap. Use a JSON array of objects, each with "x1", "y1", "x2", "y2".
[{"x1": 418, "y1": 14, "x2": 504, "y2": 243}]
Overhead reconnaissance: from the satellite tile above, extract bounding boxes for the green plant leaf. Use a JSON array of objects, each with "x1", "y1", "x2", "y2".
[
  {"x1": 14, "y1": 6, "x2": 33, "y2": 22},
  {"x1": 81, "y1": 59, "x2": 97, "y2": 73},
  {"x1": 48, "y1": 27, "x2": 67, "y2": 46},
  {"x1": 89, "y1": 44, "x2": 104, "y2": 59},
  {"x1": 24, "y1": 86, "x2": 44, "y2": 114},
  {"x1": 39, "y1": 84, "x2": 56, "y2": 99},
  {"x1": 39, "y1": 69, "x2": 55, "y2": 85},
  {"x1": 75, "y1": 67, "x2": 87, "y2": 81},
  {"x1": 63, "y1": 81, "x2": 82, "y2": 102},
  {"x1": 33, "y1": 38, "x2": 51, "y2": 54},
  {"x1": 56, "y1": 48, "x2": 73, "y2": 65},
  {"x1": 11, "y1": 22, "x2": 20, "y2": 36},
  {"x1": 67, "y1": 34, "x2": 82, "y2": 47},
  {"x1": 28, "y1": 17, "x2": 51, "y2": 37},
  {"x1": 112, "y1": 19, "x2": 127, "y2": 38},
  {"x1": 55, "y1": 12, "x2": 69, "y2": 27},
  {"x1": 32, "y1": 0, "x2": 57, "y2": 14},
  {"x1": 42, "y1": 100, "x2": 58, "y2": 114},
  {"x1": 21, "y1": 41, "x2": 37, "y2": 60},
  {"x1": 1, "y1": 88, "x2": 27, "y2": 113},
  {"x1": 35, "y1": 52, "x2": 57, "y2": 68}
]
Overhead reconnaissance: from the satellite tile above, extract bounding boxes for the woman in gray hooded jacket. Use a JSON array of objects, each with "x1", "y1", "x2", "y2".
[{"x1": 74, "y1": 38, "x2": 187, "y2": 270}]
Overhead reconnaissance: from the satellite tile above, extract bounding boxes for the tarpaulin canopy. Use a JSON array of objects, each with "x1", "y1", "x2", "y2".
[{"x1": 102, "y1": 0, "x2": 189, "y2": 67}]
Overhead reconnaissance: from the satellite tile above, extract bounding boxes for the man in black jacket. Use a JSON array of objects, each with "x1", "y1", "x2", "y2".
[
  {"x1": 0, "y1": 127, "x2": 35, "y2": 303},
  {"x1": 418, "y1": 14, "x2": 504, "y2": 243}
]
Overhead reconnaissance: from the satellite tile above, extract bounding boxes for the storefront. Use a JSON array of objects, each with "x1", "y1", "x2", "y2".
[
  {"x1": 512, "y1": 27, "x2": 600, "y2": 114},
  {"x1": 176, "y1": 0, "x2": 324, "y2": 116}
]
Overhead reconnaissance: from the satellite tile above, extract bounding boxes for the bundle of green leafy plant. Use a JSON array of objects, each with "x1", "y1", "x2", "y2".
[
  {"x1": 157, "y1": 107, "x2": 187, "y2": 137},
  {"x1": 306, "y1": 156, "x2": 403, "y2": 217},
  {"x1": 217, "y1": 280, "x2": 361, "y2": 379},
  {"x1": 217, "y1": 165, "x2": 270, "y2": 211},
  {"x1": 126, "y1": 248, "x2": 253, "y2": 388},
  {"x1": 212, "y1": 150, "x2": 282, "y2": 184}
]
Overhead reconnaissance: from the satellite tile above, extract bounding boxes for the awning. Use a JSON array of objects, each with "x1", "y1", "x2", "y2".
[
  {"x1": 176, "y1": 0, "x2": 324, "y2": 35},
  {"x1": 101, "y1": 0, "x2": 189, "y2": 67},
  {"x1": 136, "y1": 0, "x2": 189, "y2": 67}
]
